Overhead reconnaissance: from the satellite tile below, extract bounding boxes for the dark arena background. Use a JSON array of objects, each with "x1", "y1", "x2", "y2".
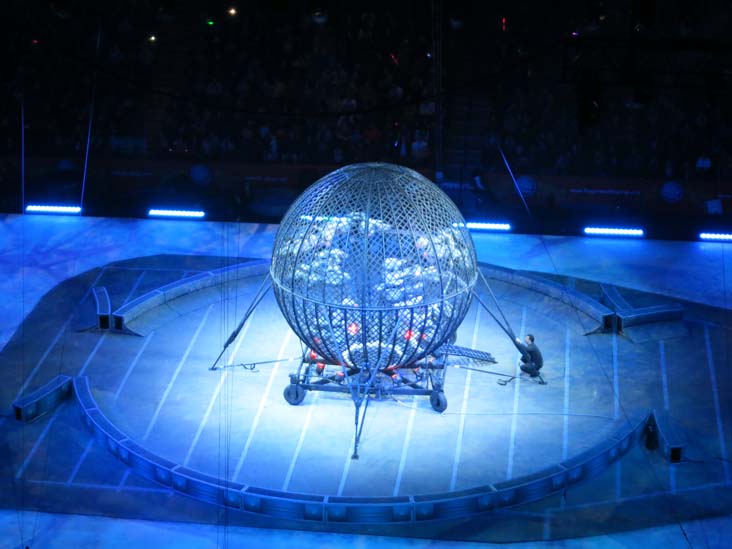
[{"x1": 1, "y1": 1, "x2": 732, "y2": 548}]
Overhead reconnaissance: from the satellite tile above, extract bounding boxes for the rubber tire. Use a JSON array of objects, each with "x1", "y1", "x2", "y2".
[
  {"x1": 430, "y1": 391, "x2": 448, "y2": 413},
  {"x1": 283, "y1": 383, "x2": 306, "y2": 405}
]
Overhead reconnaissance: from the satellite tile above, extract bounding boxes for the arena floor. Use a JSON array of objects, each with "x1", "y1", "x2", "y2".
[{"x1": 1, "y1": 213, "x2": 731, "y2": 545}]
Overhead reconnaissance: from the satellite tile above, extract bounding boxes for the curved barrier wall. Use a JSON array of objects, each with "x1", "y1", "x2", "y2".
[
  {"x1": 479, "y1": 263, "x2": 615, "y2": 333},
  {"x1": 112, "y1": 259, "x2": 270, "y2": 332},
  {"x1": 111, "y1": 260, "x2": 615, "y2": 335},
  {"x1": 71, "y1": 375, "x2": 649, "y2": 524}
]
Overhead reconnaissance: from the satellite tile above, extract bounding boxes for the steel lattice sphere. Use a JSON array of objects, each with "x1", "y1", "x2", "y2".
[{"x1": 271, "y1": 163, "x2": 477, "y2": 370}]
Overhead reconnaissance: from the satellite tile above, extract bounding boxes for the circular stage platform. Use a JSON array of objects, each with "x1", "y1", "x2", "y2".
[
  {"x1": 5, "y1": 254, "x2": 731, "y2": 539},
  {"x1": 111, "y1": 262, "x2": 627, "y2": 500}
]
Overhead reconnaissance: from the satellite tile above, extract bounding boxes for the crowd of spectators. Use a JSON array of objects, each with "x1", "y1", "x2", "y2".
[
  {"x1": 3, "y1": 2, "x2": 437, "y2": 168},
  {"x1": 160, "y1": 8, "x2": 436, "y2": 166},
  {"x1": 2, "y1": 1, "x2": 731, "y2": 180},
  {"x1": 471, "y1": 82, "x2": 730, "y2": 181}
]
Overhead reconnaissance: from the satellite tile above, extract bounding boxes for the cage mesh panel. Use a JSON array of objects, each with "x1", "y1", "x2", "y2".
[{"x1": 271, "y1": 163, "x2": 477, "y2": 370}]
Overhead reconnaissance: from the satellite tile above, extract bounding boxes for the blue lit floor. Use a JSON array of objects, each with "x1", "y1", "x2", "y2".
[
  {"x1": 1, "y1": 213, "x2": 731, "y2": 547},
  {"x1": 4, "y1": 509, "x2": 732, "y2": 548}
]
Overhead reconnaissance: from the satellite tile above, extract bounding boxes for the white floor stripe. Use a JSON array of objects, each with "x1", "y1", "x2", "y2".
[
  {"x1": 66, "y1": 439, "x2": 94, "y2": 485},
  {"x1": 704, "y1": 325, "x2": 730, "y2": 483},
  {"x1": 142, "y1": 304, "x2": 213, "y2": 440},
  {"x1": 113, "y1": 333, "x2": 154, "y2": 401},
  {"x1": 183, "y1": 305, "x2": 255, "y2": 465},
  {"x1": 15, "y1": 318, "x2": 70, "y2": 401},
  {"x1": 659, "y1": 340, "x2": 669, "y2": 411},
  {"x1": 27, "y1": 478, "x2": 170, "y2": 495},
  {"x1": 336, "y1": 434, "x2": 356, "y2": 497},
  {"x1": 449, "y1": 306, "x2": 481, "y2": 491},
  {"x1": 122, "y1": 271, "x2": 146, "y2": 305},
  {"x1": 562, "y1": 327, "x2": 571, "y2": 461},
  {"x1": 15, "y1": 413, "x2": 58, "y2": 479},
  {"x1": 612, "y1": 332, "x2": 620, "y2": 420},
  {"x1": 78, "y1": 333, "x2": 107, "y2": 376},
  {"x1": 658, "y1": 339, "x2": 675, "y2": 492},
  {"x1": 282, "y1": 393, "x2": 319, "y2": 491},
  {"x1": 393, "y1": 397, "x2": 418, "y2": 497},
  {"x1": 14, "y1": 269, "x2": 105, "y2": 401},
  {"x1": 233, "y1": 330, "x2": 293, "y2": 482},
  {"x1": 506, "y1": 307, "x2": 527, "y2": 481},
  {"x1": 116, "y1": 470, "x2": 131, "y2": 490},
  {"x1": 183, "y1": 370, "x2": 229, "y2": 467},
  {"x1": 549, "y1": 480, "x2": 730, "y2": 513}
]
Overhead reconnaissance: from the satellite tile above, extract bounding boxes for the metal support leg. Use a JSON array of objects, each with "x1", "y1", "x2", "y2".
[
  {"x1": 351, "y1": 393, "x2": 371, "y2": 460},
  {"x1": 352, "y1": 400, "x2": 361, "y2": 460}
]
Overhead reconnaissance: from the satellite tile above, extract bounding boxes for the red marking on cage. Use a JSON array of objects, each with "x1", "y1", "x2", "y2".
[
  {"x1": 501, "y1": 16, "x2": 507, "y2": 32},
  {"x1": 404, "y1": 329, "x2": 414, "y2": 340},
  {"x1": 347, "y1": 322, "x2": 359, "y2": 335},
  {"x1": 310, "y1": 350, "x2": 318, "y2": 360},
  {"x1": 313, "y1": 337, "x2": 321, "y2": 344},
  {"x1": 421, "y1": 333, "x2": 427, "y2": 340},
  {"x1": 389, "y1": 52, "x2": 399, "y2": 66}
]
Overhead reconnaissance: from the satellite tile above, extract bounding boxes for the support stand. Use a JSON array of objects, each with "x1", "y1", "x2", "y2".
[
  {"x1": 351, "y1": 395, "x2": 371, "y2": 460},
  {"x1": 209, "y1": 276, "x2": 272, "y2": 371},
  {"x1": 348, "y1": 363, "x2": 378, "y2": 460},
  {"x1": 496, "y1": 375, "x2": 517, "y2": 386}
]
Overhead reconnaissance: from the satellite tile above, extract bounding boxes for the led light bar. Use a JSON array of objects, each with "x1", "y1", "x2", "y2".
[
  {"x1": 583, "y1": 227, "x2": 644, "y2": 237},
  {"x1": 25, "y1": 204, "x2": 82, "y2": 214},
  {"x1": 699, "y1": 232, "x2": 732, "y2": 241},
  {"x1": 148, "y1": 209, "x2": 205, "y2": 218},
  {"x1": 465, "y1": 222, "x2": 512, "y2": 231}
]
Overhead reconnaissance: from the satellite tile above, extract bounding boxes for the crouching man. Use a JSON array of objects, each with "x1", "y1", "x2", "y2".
[{"x1": 514, "y1": 334, "x2": 543, "y2": 379}]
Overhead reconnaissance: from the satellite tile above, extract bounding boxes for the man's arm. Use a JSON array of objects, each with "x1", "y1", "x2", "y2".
[{"x1": 514, "y1": 338, "x2": 531, "y2": 360}]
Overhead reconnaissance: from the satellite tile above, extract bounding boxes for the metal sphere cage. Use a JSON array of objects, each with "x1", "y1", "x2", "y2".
[{"x1": 271, "y1": 163, "x2": 478, "y2": 371}]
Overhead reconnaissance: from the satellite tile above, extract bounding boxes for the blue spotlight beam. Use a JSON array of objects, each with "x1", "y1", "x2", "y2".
[
  {"x1": 148, "y1": 209, "x2": 205, "y2": 219},
  {"x1": 79, "y1": 26, "x2": 102, "y2": 212},
  {"x1": 25, "y1": 205, "x2": 82, "y2": 215},
  {"x1": 498, "y1": 147, "x2": 531, "y2": 216},
  {"x1": 20, "y1": 98, "x2": 25, "y2": 212},
  {"x1": 699, "y1": 233, "x2": 732, "y2": 241},
  {"x1": 583, "y1": 227, "x2": 644, "y2": 237}
]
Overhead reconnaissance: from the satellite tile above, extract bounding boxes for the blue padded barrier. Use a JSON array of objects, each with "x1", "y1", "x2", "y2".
[
  {"x1": 12, "y1": 374, "x2": 73, "y2": 422},
  {"x1": 601, "y1": 284, "x2": 684, "y2": 331},
  {"x1": 71, "y1": 374, "x2": 654, "y2": 524},
  {"x1": 112, "y1": 259, "x2": 270, "y2": 332},
  {"x1": 480, "y1": 264, "x2": 615, "y2": 333}
]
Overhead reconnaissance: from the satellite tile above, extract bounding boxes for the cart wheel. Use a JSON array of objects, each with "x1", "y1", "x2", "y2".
[
  {"x1": 430, "y1": 391, "x2": 448, "y2": 413},
  {"x1": 284, "y1": 383, "x2": 306, "y2": 405}
]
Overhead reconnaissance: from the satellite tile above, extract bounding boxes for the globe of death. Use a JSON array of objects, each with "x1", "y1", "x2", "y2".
[{"x1": 271, "y1": 163, "x2": 478, "y2": 372}]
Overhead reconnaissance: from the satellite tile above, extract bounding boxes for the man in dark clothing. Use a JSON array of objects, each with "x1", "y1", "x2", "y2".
[{"x1": 514, "y1": 334, "x2": 544, "y2": 377}]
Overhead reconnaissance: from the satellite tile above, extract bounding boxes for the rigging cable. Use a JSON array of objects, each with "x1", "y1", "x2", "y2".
[{"x1": 497, "y1": 146, "x2": 693, "y2": 547}]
